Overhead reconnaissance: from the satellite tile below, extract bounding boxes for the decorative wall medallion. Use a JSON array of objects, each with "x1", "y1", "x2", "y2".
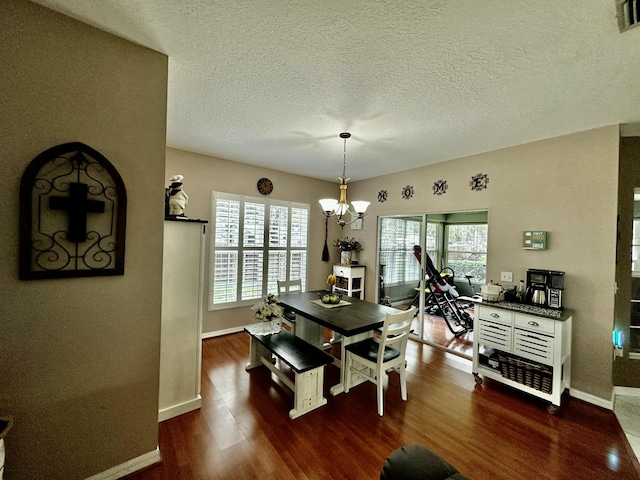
[
  {"x1": 401, "y1": 185, "x2": 414, "y2": 200},
  {"x1": 470, "y1": 173, "x2": 489, "y2": 191},
  {"x1": 378, "y1": 190, "x2": 388, "y2": 202},
  {"x1": 433, "y1": 180, "x2": 448, "y2": 195},
  {"x1": 19, "y1": 142, "x2": 127, "y2": 280}
]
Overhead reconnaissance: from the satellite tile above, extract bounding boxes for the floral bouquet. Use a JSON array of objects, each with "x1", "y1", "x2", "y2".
[
  {"x1": 333, "y1": 237, "x2": 362, "y2": 251},
  {"x1": 251, "y1": 293, "x2": 283, "y2": 321}
]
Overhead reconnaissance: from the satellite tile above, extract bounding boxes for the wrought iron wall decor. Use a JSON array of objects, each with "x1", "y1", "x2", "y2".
[
  {"x1": 433, "y1": 180, "x2": 448, "y2": 195},
  {"x1": 470, "y1": 173, "x2": 489, "y2": 191},
  {"x1": 19, "y1": 142, "x2": 127, "y2": 280},
  {"x1": 401, "y1": 185, "x2": 414, "y2": 199}
]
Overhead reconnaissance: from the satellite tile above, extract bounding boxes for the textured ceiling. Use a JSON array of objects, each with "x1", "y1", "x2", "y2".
[{"x1": 30, "y1": 0, "x2": 640, "y2": 181}]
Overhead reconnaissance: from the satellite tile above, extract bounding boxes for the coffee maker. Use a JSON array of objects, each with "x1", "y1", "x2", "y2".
[{"x1": 525, "y1": 269, "x2": 564, "y2": 309}]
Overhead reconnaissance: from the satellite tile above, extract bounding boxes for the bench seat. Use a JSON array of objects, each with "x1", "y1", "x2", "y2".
[{"x1": 245, "y1": 327, "x2": 333, "y2": 419}]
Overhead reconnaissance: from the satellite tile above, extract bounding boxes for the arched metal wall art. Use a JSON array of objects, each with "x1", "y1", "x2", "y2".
[{"x1": 19, "y1": 142, "x2": 127, "y2": 280}]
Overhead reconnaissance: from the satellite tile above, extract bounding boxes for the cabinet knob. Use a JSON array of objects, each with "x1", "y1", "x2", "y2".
[
  {"x1": 490, "y1": 313, "x2": 499, "y2": 318},
  {"x1": 528, "y1": 321, "x2": 539, "y2": 327}
]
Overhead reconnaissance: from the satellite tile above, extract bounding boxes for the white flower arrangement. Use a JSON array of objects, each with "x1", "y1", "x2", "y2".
[{"x1": 251, "y1": 293, "x2": 283, "y2": 321}]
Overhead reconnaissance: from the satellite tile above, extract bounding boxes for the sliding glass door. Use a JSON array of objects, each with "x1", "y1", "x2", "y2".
[
  {"x1": 377, "y1": 211, "x2": 487, "y2": 356},
  {"x1": 377, "y1": 214, "x2": 427, "y2": 338}
]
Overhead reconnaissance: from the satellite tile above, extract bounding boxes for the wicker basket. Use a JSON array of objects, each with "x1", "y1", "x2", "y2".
[{"x1": 498, "y1": 353, "x2": 552, "y2": 394}]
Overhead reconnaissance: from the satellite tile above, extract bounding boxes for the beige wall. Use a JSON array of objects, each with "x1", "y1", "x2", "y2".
[
  {"x1": 0, "y1": 1, "x2": 168, "y2": 478},
  {"x1": 165, "y1": 148, "x2": 343, "y2": 333},
  {"x1": 349, "y1": 126, "x2": 620, "y2": 400}
]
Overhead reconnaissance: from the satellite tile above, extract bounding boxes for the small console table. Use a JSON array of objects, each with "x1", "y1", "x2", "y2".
[{"x1": 333, "y1": 264, "x2": 365, "y2": 299}]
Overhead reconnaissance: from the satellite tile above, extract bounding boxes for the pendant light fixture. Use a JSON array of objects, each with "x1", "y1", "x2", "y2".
[{"x1": 319, "y1": 132, "x2": 370, "y2": 228}]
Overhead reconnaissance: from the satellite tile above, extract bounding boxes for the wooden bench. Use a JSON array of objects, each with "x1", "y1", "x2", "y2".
[{"x1": 245, "y1": 327, "x2": 333, "y2": 419}]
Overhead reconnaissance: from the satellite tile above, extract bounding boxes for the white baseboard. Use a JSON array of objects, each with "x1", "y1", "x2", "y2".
[
  {"x1": 614, "y1": 386, "x2": 640, "y2": 397},
  {"x1": 570, "y1": 388, "x2": 614, "y2": 410},
  {"x1": 158, "y1": 395, "x2": 202, "y2": 422},
  {"x1": 202, "y1": 326, "x2": 244, "y2": 339},
  {"x1": 84, "y1": 447, "x2": 160, "y2": 480}
]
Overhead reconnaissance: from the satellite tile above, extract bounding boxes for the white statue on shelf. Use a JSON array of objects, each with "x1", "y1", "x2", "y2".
[{"x1": 167, "y1": 174, "x2": 188, "y2": 216}]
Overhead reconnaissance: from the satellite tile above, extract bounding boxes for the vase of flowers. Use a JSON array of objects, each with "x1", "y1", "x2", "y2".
[
  {"x1": 251, "y1": 293, "x2": 283, "y2": 333},
  {"x1": 333, "y1": 237, "x2": 362, "y2": 265}
]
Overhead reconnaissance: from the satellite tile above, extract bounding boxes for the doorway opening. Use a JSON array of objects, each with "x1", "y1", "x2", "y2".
[{"x1": 377, "y1": 211, "x2": 488, "y2": 358}]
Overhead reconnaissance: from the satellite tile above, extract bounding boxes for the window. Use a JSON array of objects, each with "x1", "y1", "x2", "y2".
[
  {"x1": 379, "y1": 217, "x2": 422, "y2": 286},
  {"x1": 633, "y1": 218, "x2": 640, "y2": 275},
  {"x1": 425, "y1": 221, "x2": 441, "y2": 269},
  {"x1": 633, "y1": 192, "x2": 640, "y2": 276},
  {"x1": 210, "y1": 192, "x2": 309, "y2": 310},
  {"x1": 444, "y1": 223, "x2": 487, "y2": 284}
]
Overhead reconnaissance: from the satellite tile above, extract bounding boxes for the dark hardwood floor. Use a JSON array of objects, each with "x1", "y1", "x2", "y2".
[
  {"x1": 409, "y1": 307, "x2": 474, "y2": 358},
  {"x1": 127, "y1": 332, "x2": 640, "y2": 480}
]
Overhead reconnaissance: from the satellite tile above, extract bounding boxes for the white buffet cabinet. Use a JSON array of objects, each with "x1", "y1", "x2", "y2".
[
  {"x1": 159, "y1": 219, "x2": 207, "y2": 422},
  {"x1": 333, "y1": 265, "x2": 365, "y2": 299},
  {"x1": 472, "y1": 302, "x2": 573, "y2": 414}
]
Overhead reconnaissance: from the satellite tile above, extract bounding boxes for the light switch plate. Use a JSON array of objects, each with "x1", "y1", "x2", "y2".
[{"x1": 500, "y1": 271, "x2": 513, "y2": 282}]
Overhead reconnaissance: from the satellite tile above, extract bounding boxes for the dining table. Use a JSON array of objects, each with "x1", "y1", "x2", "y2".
[{"x1": 277, "y1": 290, "x2": 399, "y2": 396}]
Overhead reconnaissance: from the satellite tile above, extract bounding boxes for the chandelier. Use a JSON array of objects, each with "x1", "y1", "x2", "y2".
[{"x1": 319, "y1": 132, "x2": 370, "y2": 228}]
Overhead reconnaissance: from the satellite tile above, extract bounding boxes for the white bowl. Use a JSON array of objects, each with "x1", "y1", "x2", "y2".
[{"x1": 480, "y1": 284, "x2": 502, "y2": 302}]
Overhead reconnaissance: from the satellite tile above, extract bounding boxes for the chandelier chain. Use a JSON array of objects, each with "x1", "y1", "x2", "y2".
[{"x1": 342, "y1": 136, "x2": 347, "y2": 179}]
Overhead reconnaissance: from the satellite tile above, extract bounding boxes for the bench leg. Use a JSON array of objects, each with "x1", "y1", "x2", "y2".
[
  {"x1": 289, "y1": 366, "x2": 328, "y2": 419},
  {"x1": 245, "y1": 336, "x2": 272, "y2": 370}
]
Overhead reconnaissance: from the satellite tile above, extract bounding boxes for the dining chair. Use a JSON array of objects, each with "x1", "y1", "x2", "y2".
[
  {"x1": 344, "y1": 306, "x2": 416, "y2": 416},
  {"x1": 277, "y1": 279, "x2": 303, "y2": 334}
]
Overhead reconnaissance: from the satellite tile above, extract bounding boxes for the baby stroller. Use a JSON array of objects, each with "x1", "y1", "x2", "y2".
[{"x1": 412, "y1": 246, "x2": 474, "y2": 337}]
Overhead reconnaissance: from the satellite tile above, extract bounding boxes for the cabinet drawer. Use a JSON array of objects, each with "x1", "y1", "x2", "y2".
[
  {"x1": 478, "y1": 306, "x2": 513, "y2": 326},
  {"x1": 333, "y1": 266, "x2": 347, "y2": 278},
  {"x1": 514, "y1": 330, "x2": 554, "y2": 364},
  {"x1": 514, "y1": 313, "x2": 555, "y2": 335},
  {"x1": 478, "y1": 319, "x2": 512, "y2": 351},
  {"x1": 333, "y1": 265, "x2": 364, "y2": 278}
]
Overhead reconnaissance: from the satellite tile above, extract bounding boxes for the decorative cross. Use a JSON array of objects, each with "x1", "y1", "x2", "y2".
[{"x1": 49, "y1": 182, "x2": 105, "y2": 242}]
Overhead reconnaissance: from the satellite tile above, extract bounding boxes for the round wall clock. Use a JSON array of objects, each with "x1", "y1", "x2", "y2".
[{"x1": 257, "y1": 177, "x2": 273, "y2": 195}]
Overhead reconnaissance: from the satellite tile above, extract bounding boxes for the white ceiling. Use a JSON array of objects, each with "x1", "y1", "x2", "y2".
[{"x1": 32, "y1": 0, "x2": 640, "y2": 181}]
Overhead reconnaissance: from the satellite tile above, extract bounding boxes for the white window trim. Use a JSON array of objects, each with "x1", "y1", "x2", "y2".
[{"x1": 209, "y1": 191, "x2": 309, "y2": 311}]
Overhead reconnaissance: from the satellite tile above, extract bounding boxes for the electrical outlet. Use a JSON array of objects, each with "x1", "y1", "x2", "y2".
[{"x1": 500, "y1": 271, "x2": 513, "y2": 282}]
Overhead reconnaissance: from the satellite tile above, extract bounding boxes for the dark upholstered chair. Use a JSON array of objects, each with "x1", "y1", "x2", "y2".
[{"x1": 380, "y1": 445, "x2": 470, "y2": 480}]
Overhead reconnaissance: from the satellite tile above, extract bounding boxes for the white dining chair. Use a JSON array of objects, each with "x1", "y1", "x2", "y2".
[
  {"x1": 277, "y1": 279, "x2": 303, "y2": 334},
  {"x1": 344, "y1": 307, "x2": 416, "y2": 416}
]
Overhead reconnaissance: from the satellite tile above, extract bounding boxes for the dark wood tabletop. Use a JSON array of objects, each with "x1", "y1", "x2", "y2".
[{"x1": 277, "y1": 291, "x2": 399, "y2": 336}]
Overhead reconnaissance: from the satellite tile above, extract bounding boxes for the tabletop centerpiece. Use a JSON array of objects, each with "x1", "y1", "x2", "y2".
[
  {"x1": 251, "y1": 293, "x2": 283, "y2": 334},
  {"x1": 319, "y1": 274, "x2": 342, "y2": 304},
  {"x1": 333, "y1": 236, "x2": 362, "y2": 265}
]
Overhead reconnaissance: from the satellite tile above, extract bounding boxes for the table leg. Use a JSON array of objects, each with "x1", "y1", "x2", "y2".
[
  {"x1": 329, "y1": 331, "x2": 371, "y2": 396},
  {"x1": 295, "y1": 316, "x2": 324, "y2": 348}
]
